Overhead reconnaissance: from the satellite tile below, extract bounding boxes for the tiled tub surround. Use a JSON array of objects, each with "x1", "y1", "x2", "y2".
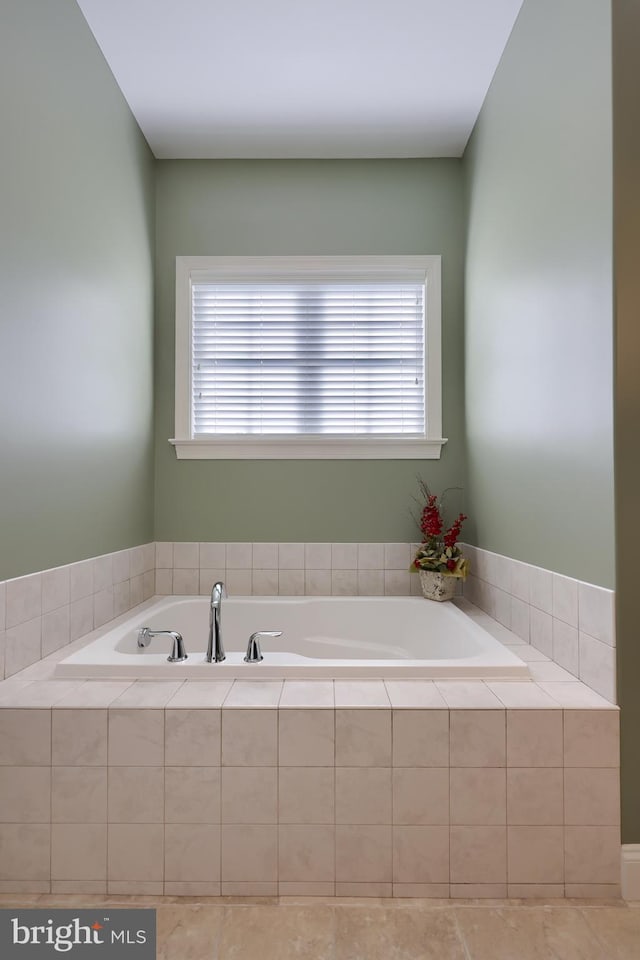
[
  {"x1": 154, "y1": 541, "x2": 424, "y2": 600},
  {"x1": 0, "y1": 545, "x2": 156, "y2": 681},
  {"x1": 0, "y1": 542, "x2": 617, "y2": 704},
  {"x1": 0, "y1": 675, "x2": 620, "y2": 898},
  {"x1": 462, "y1": 545, "x2": 616, "y2": 703}
]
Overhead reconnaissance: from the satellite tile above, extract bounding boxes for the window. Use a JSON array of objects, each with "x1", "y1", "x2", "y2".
[{"x1": 171, "y1": 256, "x2": 445, "y2": 459}]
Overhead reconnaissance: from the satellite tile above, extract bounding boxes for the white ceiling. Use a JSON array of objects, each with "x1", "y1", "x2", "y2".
[{"x1": 76, "y1": 0, "x2": 524, "y2": 159}]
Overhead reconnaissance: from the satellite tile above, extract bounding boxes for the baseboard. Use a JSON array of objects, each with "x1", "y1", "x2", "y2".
[{"x1": 621, "y1": 844, "x2": 640, "y2": 900}]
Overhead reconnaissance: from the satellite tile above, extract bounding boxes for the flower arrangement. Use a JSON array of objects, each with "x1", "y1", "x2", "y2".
[{"x1": 412, "y1": 481, "x2": 469, "y2": 579}]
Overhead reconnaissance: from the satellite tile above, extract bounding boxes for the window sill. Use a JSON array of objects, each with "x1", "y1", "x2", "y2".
[{"x1": 169, "y1": 437, "x2": 448, "y2": 460}]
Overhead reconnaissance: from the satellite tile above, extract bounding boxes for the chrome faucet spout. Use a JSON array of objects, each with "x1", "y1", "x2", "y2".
[{"x1": 207, "y1": 581, "x2": 227, "y2": 663}]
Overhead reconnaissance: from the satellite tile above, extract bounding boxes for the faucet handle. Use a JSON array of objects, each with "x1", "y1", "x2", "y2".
[{"x1": 244, "y1": 630, "x2": 282, "y2": 664}]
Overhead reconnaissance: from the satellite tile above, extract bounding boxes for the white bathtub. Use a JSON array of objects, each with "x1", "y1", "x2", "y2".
[{"x1": 55, "y1": 596, "x2": 529, "y2": 679}]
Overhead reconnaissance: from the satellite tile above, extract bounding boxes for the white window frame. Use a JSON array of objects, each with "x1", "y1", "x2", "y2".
[{"x1": 170, "y1": 255, "x2": 446, "y2": 459}]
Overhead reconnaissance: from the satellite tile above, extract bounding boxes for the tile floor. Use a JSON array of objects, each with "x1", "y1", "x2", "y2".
[{"x1": 0, "y1": 895, "x2": 638, "y2": 959}]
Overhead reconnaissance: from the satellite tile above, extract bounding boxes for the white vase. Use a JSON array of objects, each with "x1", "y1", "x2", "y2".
[{"x1": 419, "y1": 569, "x2": 457, "y2": 601}]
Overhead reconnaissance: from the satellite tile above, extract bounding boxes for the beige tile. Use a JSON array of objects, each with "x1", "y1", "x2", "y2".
[
  {"x1": 172, "y1": 569, "x2": 198, "y2": 595},
  {"x1": 218, "y1": 904, "x2": 334, "y2": 960},
  {"x1": 336, "y1": 710, "x2": 391, "y2": 766},
  {"x1": 0, "y1": 681, "x2": 83, "y2": 708},
  {"x1": 435, "y1": 681, "x2": 503, "y2": 708},
  {"x1": 5, "y1": 574, "x2": 41, "y2": 629},
  {"x1": 51, "y1": 881, "x2": 107, "y2": 894},
  {"x1": 108, "y1": 881, "x2": 164, "y2": 895},
  {"x1": 392, "y1": 882, "x2": 450, "y2": 898},
  {"x1": 508, "y1": 883, "x2": 565, "y2": 898},
  {"x1": 0, "y1": 709, "x2": 51, "y2": 765},
  {"x1": 450, "y1": 710, "x2": 505, "y2": 767},
  {"x1": 450, "y1": 826, "x2": 507, "y2": 883},
  {"x1": 336, "y1": 903, "x2": 465, "y2": 959},
  {"x1": 393, "y1": 826, "x2": 449, "y2": 883},
  {"x1": 334, "y1": 681, "x2": 390, "y2": 707},
  {"x1": 0, "y1": 681, "x2": 33, "y2": 706},
  {"x1": 41, "y1": 606, "x2": 70, "y2": 657},
  {"x1": 42, "y1": 566, "x2": 70, "y2": 614},
  {"x1": 569, "y1": 883, "x2": 622, "y2": 898},
  {"x1": 332, "y1": 570, "x2": 357, "y2": 595},
  {"x1": 155, "y1": 901, "x2": 224, "y2": 960},
  {"x1": 108, "y1": 709, "x2": 164, "y2": 765},
  {"x1": 507, "y1": 768, "x2": 564, "y2": 825},
  {"x1": 508, "y1": 826, "x2": 564, "y2": 883},
  {"x1": 279, "y1": 710, "x2": 334, "y2": 766},
  {"x1": 108, "y1": 767, "x2": 164, "y2": 822},
  {"x1": 564, "y1": 768, "x2": 620, "y2": 825},
  {"x1": 454, "y1": 905, "x2": 607, "y2": 960},
  {"x1": 54, "y1": 681, "x2": 133, "y2": 708},
  {"x1": 162, "y1": 881, "x2": 221, "y2": 896},
  {"x1": 165, "y1": 709, "x2": 221, "y2": 765},
  {"x1": 279, "y1": 825, "x2": 335, "y2": 881},
  {"x1": 173, "y1": 542, "x2": 199, "y2": 568},
  {"x1": 487, "y1": 682, "x2": 559, "y2": 709},
  {"x1": 581, "y1": 906, "x2": 640, "y2": 959},
  {"x1": 305, "y1": 542, "x2": 332, "y2": 569},
  {"x1": 279, "y1": 681, "x2": 334, "y2": 708},
  {"x1": 507, "y1": 710, "x2": 563, "y2": 767},
  {"x1": 450, "y1": 883, "x2": 507, "y2": 898},
  {"x1": 52, "y1": 767, "x2": 107, "y2": 823},
  {"x1": 336, "y1": 767, "x2": 391, "y2": 825},
  {"x1": 279, "y1": 881, "x2": 335, "y2": 896},
  {"x1": 305, "y1": 570, "x2": 332, "y2": 596},
  {"x1": 165, "y1": 681, "x2": 232, "y2": 708},
  {"x1": 335, "y1": 825, "x2": 392, "y2": 882},
  {"x1": 164, "y1": 824, "x2": 220, "y2": 882},
  {"x1": 0, "y1": 824, "x2": 50, "y2": 880},
  {"x1": 565, "y1": 826, "x2": 621, "y2": 883},
  {"x1": 335, "y1": 882, "x2": 392, "y2": 897},
  {"x1": 51, "y1": 824, "x2": 107, "y2": 880},
  {"x1": 564, "y1": 710, "x2": 620, "y2": 767},
  {"x1": 527, "y1": 661, "x2": 576, "y2": 683},
  {"x1": 579, "y1": 633, "x2": 616, "y2": 702},
  {"x1": 384, "y1": 681, "x2": 447, "y2": 708},
  {"x1": 537, "y1": 682, "x2": 613, "y2": 708},
  {"x1": 384, "y1": 571, "x2": 411, "y2": 595},
  {"x1": 278, "y1": 768, "x2": 334, "y2": 824},
  {"x1": 52, "y1": 710, "x2": 107, "y2": 765},
  {"x1": 392, "y1": 710, "x2": 449, "y2": 766},
  {"x1": 392, "y1": 768, "x2": 449, "y2": 825},
  {"x1": 0, "y1": 880, "x2": 50, "y2": 894},
  {"x1": 108, "y1": 824, "x2": 164, "y2": 881},
  {"x1": 450, "y1": 768, "x2": 506, "y2": 825},
  {"x1": 111, "y1": 682, "x2": 184, "y2": 708},
  {"x1": 332, "y1": 543, "x2": 358, "y2": 569},
  {"x1": 221, "y1": 880, "x2": 276, "y2": 895},
  {"x1": 221, "y1": 767, "x2": 277, "y2": 823},
  {"x1": 221, "y1": 824, "x2": 277, "y2": 882},
  {"x1": 224, "y1": 681, "x2": 283, "y2": 708},
  {"x1": 165, "y1": 766, "x2": 220, "y2": 824},
  {"x1": 0, "y1": 767, "x2": 50, "y2": 822},
  {"x1": 222, "y1": 709, "x2": 277, "y2": 766}
]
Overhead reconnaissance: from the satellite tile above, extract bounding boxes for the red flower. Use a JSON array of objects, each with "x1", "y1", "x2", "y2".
[
  {"x1": 444, "y1": 513, "x2": 467, "y2": 549},
  {"x1": 446, "y1": 558, "x2": 457, "y2": 571}
]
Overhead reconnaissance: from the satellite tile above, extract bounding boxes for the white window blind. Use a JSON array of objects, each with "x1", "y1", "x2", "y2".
[{"x1": 191, "y1": 281, "x2": 425, "y2": 437}]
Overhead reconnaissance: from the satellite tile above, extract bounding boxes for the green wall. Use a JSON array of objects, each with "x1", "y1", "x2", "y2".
[
  {"x1": 0, "y1": 0, "x2": 156, "y2": 581},
  {"x1": 463, "y1": 0, "x2": 615, "y2": 589},
  {"x1": 154, "y1": 160, "x2": 466, "y2": 542},
  {"x1": 613, "y1": 0, "x2": 640, "y2": 846}
]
